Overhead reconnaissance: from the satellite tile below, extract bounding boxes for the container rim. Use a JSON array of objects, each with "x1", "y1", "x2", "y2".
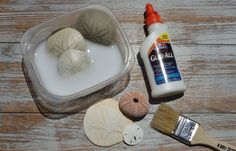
[{"x1": 20, "y1": 4, "x2": 135, "y2": 104}]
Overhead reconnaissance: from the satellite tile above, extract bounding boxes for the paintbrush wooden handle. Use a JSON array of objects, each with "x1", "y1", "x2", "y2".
[
  {"x1": 209, "y1": 139, "x2": 236, "y2": 151},
  {"x1": 192, "y1": 127, "x2": 236, "y2": 151}
]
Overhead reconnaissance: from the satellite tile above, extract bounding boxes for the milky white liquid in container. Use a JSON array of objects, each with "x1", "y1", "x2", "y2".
[{"x1": 34, "y1": 40, "x2": 123, "y2": 96}]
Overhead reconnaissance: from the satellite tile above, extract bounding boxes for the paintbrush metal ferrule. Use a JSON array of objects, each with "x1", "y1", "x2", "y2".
[{"x1": 171, "y1": 115, "x2": 199, "y2": 145}]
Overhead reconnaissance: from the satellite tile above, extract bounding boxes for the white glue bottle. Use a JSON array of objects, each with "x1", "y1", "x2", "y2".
[{"x1": 140, "y1": 3, "x2": 186, "y2": 98}]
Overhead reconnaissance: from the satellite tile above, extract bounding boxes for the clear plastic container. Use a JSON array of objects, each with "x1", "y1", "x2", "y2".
[{"x1": 20, "y1": 4, "x2": 135, "y2": 117}]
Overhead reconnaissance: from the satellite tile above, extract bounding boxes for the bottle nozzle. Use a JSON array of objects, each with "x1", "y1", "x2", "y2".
[
  {"x1": 146, "y1": 3, "x2": 155, "y2": 17},
  {"x1": 144, "y1": 3, "x2": 162, "y2": 27}
]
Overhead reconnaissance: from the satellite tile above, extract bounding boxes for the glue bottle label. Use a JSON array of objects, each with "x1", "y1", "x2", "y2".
[{"x1": 148, "y1": 32, "x2": 181, "y2": 85}]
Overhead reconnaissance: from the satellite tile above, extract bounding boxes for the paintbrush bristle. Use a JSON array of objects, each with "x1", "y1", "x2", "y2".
[{"x1": 150, "y1": 104, "x2": 180, "y2": 135}]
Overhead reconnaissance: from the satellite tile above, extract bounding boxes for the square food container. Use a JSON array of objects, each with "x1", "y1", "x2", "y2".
[{"x1": 20, "y1": 4, "x2": 135, "y2": 117}]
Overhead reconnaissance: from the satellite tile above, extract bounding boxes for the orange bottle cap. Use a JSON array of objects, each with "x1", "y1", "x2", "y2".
[{"x1": 145, "y1": 3, "x2": 162, "y2": 27}]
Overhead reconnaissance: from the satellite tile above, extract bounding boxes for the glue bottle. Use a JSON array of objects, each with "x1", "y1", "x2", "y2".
[{"x1": 140, "y1": 3, "x2": 186, "y2": 98}]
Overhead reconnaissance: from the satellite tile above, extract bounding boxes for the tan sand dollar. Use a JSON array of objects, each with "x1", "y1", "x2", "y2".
[
  {"x1": 83, "y1": 99, "x2": 133, "y2": 146},
  {"x1": 58, "y1": 49, "x2": 90, "y2": 76},
  {"x1": 47, "y1": 27, "x2": 87, "y2": 56},
  {"x1": 76, "y1": 10, "x2": 116, "y2": 46}
]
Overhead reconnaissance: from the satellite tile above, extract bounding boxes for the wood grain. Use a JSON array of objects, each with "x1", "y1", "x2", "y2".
[
  {"x1": 0, "y1": 0, "x2": 236, "y2": 44},
  {"x1": 0, "y1": 113, "x2": 235, "y2": 151},
  {"x1": 0, "y1": 0, "x2": 235, "y2": 150}
]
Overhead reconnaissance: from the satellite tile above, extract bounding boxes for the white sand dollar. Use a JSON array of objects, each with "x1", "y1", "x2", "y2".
[
  {"x1": 123, "y1": 124, "x2": 143, "y2": 145},
  {"x1": 58, "y1": 49, "x2": 90, "y2": 75},
  {"x1": 47, "y1": 27, "x2": 87, "y2": 56},
  {"x1": 83, "y1": 99, "x2": 133, "y2": 146}
]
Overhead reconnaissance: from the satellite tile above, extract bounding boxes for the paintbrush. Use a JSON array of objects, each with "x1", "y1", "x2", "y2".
[{"x1": 150, "y1": 104, "x2": 236, "y2": 151}]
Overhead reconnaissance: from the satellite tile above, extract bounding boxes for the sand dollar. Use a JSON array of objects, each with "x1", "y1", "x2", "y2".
[
  {"x1": 47, "y1": 27, "x2": 87, "y2": 56},
  {"x1": 123, "y1": 124, "x2": 143, "y2": 145},
  {"x1": 77, "y1": 10, "x2": 116, "y2": 46},
  {"x1": 58, "y1": 49, "x2": 90, "y2": 76},
  {"x1": 83, "y1": 99, "x2": 133, "y2": 146}
]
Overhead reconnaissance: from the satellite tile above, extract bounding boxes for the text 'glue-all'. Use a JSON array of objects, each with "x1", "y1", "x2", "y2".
[{"x1": 140, "y1": 3, "x2": 186, "y2": 98}]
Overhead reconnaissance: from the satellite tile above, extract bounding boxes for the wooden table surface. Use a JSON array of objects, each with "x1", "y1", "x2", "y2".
[{"x1": 0, "y1": 0, "x2": 235, "y2": 150}]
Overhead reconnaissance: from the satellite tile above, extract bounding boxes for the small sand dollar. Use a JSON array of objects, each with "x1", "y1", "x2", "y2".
[
  {"x1": 47, "y1": 27, "x2": 87, "y2": 56},
  {"x1": 58, "y1": 49, "x2": 90, "y2": 75},
  {"x1": 123, "y1": 124, "x2": 143, "y2": 145},
  {"x1": 83, "y1": 99, "x2": 133, "y2": 146}
]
